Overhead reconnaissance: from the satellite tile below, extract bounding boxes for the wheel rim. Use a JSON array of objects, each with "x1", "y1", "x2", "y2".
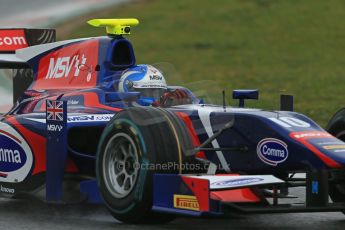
[{"x1": 103, "y1": 132, "x2": 139, "y2": 198}]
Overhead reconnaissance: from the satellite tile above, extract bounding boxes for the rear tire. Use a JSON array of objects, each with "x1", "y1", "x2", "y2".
[{"x1": 96, "y1": 107, "x2": 200, "y2": 224}]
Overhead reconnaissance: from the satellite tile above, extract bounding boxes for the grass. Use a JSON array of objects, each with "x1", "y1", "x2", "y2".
[{"x1": 57, "y1": 0, "x2": 345, "y2": 127}]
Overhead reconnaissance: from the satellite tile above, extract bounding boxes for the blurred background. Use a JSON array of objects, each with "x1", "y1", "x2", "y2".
[
  {"x1": 0, "y1": 0, "x2": 127, "y2": 111},
  {"x1": 1, "y1": 0, "x2": 345, "y2": 127}
]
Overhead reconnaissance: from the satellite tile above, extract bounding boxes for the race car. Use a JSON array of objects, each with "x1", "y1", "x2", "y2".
[{"x1": 0, "y1": 18, "x2": 344, "y2": 224}]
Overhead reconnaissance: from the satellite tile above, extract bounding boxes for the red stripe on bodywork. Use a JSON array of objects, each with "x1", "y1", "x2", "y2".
[
  {"x1": 31, "y1": 39, "x2": 99, "y2": 90},
  {"x1": 209, "y1": 173, "x2": 260, "y2": 203},
  {"x1": 211, "y1": 188, "x2": 261, "y2": 203},
  {"x1": 290, "y1": 131, "x2": 342, "y2": 168},
  {"x1": 81, "y1": 92, "x2": 122, "y2": 112},
  {"x1": 64, "y1": 157, "x2": 78, "y2": 173},
  {"x1": 38, "y1": 92, "x2": 122, "y2": 112},
  {"x1": 0, "y1": 129, "x2": 21, "y2": 143},
  {"x1": 0, "y1": 172, "x2": 8, "y2": 178},
  {"x1": 181, "y1": 176, "x2": 210, "y2": 212},
  {"x1": 175, "y1": 112, "x2": 206, "y2": 159},
  {"x1": 6, "y1": 117, "x2": 79, "y2": 175}
]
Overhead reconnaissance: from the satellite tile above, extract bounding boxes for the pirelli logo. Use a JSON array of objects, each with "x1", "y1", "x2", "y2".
[{"x1": 173, "y1": 195, "x2": 200, "y2": 211}]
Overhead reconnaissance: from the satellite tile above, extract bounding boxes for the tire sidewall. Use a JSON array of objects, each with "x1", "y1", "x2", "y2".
[
  {"x1": 97, "y1": 118, "x2": 152, "y2": 216},
  {"x1": 96, "y1": 107, "x2": 199, "y2": 223}
]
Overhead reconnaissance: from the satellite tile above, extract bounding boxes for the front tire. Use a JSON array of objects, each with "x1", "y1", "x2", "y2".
[
  {"x1": 327, "y1": 115, "x2": 345, "y2": 214},
  {"x1": 96, "y1": 107, "x2": 198, "y2": 224},
  {"x1": 329, "y1": 170, "x2": 345, "y2": 215}
]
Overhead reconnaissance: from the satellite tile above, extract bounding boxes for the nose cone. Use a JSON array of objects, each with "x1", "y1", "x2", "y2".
[
  {"x1": 290, "y1": 131, "x2": 345, "y2": 168},
  {"x1": 316, "y1": 143, "x2": 345, "y2": 166}
]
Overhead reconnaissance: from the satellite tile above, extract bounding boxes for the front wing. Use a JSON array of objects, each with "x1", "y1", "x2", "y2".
[{"x1": 152, "y1": 173, "x2": 345, "y2": 216}]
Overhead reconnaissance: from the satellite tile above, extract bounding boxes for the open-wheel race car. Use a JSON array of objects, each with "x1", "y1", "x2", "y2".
[{"x1": 0, "y1": 18, "x2": 344, "y2": 224}]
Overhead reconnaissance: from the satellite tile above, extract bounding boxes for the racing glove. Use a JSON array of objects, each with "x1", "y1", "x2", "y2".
[{"x1": 154, "y1": 88, "x2": 192, "y2": 108}]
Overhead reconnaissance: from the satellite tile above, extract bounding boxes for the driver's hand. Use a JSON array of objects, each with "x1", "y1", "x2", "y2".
[{"x1": 157, "y1": 89, "x2": 192, "y2": 108}]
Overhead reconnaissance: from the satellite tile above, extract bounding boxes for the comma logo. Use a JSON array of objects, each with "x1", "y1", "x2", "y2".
[
  {"x1": 211, "y1": 178, "x2": 264, "y2": 187},
  {"x1": 0, "y1": 149, "x2": 22, "y2": 163},
  {"x1": 257, "y1": 138, "x2": 288, "y2": 166},
  {"x1": 0, "y1": 123, "x2": 32, "y2": 183},
  {"x1": 0, "y1": 135, "x2": 27, "y2": 172}
]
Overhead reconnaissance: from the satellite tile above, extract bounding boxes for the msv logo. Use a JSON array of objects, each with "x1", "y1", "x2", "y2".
[
  {"x1": 47, "y1": 124, "x2": 63, "y2": 132},
  {"x1": 0, "y1": 133, "x2": 27, "y2": 173},
  {"x1": 211, "y1": 178, "x2": 264, "y2": 188},
  {"x1": 257, "y1": 138, "x2": 288, "y2": 166},
  {"x1": 149, "y1": 75, "x2": 162, "y2": 80},
  {"x1": 45, "y1": 54, "x2": 87, "y2": 79}
]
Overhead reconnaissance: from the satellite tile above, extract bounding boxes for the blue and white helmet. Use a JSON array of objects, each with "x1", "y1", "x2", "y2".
[{"x1": 118, "y1": 65, "x2": 167, "y2": 98}]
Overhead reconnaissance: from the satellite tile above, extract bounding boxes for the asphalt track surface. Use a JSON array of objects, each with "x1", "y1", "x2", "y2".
[{"x1": 1, "y1": 187, "x2": 345, "y2": 230}]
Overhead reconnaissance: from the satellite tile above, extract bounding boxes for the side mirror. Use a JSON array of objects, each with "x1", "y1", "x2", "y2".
[
  {"x1": 232, "y1": 89, "x2": 259, "y2": 108},
  {"x1": 280, "y1": 94, "x2": 293, "y2": 111}
]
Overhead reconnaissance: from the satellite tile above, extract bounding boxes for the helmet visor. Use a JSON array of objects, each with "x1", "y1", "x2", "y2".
[{"x1": 135, "y1": 88, "x2": 167, "y2": 98}]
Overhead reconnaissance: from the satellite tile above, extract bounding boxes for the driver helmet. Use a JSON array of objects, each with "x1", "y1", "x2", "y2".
[{"x1": 118, "y1": 64, "x2": 167, "y2": 99}]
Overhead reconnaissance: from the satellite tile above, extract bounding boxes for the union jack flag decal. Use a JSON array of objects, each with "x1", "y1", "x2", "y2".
[{"x1": 46, "y1": 100, "x2": 64, "y2": 121}]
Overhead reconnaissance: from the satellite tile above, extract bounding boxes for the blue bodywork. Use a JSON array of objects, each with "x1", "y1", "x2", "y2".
[{"x1": 0, "y1": 34, "x2": 344, "y2": 203}]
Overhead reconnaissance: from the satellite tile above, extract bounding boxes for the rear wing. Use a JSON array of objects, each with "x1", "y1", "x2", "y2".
[
  {"x1": 0, "y1": 28, "x2": 56, "y2": 68},
  {"x1": 0, "y1": 29, "x2": 56, "y2": 104},
  {"x1": 0, "y1": 29, "x2": 56, "y2": 53}
]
